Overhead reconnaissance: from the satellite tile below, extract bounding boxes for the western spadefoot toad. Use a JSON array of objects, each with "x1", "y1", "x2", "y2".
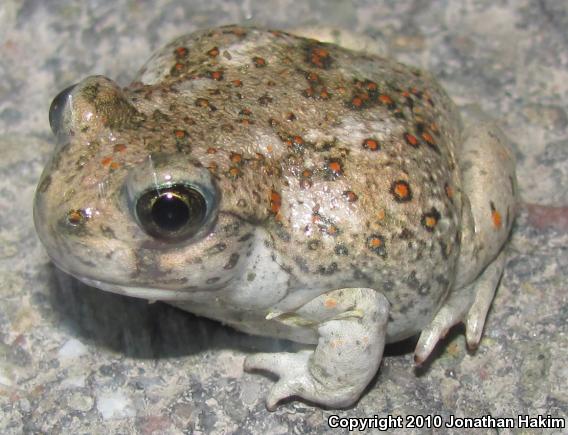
[{"x1": 34, "y1": 25, "x2": 518, "y2": 409}]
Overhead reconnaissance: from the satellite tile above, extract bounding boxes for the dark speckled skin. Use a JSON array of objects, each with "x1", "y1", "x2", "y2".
[{"x1": 34, "y1": 25, "x2": 518, "y2": 409}]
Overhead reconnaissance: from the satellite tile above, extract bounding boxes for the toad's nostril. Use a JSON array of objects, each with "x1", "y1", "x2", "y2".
[{"x1": 49, "y1": 84, "x2": 76, "y2": 136}]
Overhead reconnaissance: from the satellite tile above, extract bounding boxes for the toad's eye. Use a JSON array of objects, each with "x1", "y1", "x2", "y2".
[
  {"x1": 135, "y1": 184, "x2": 207, "y2": 242},
  {"x1": 49, "y1": 84, "x2": 76, "y2": 136}
]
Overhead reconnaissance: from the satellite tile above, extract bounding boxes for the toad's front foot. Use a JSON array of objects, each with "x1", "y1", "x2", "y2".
[{"x1": 245, "y1": 288, "x2": 390, "y2": 409}]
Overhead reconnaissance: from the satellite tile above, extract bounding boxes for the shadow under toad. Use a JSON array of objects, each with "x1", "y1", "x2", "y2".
[{"x1": 42, "y1": 262, "x2": 304, "y2": 359}]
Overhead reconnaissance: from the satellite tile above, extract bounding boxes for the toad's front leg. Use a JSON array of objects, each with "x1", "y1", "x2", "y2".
[{"x1": 244, "y1": 288, "x2": 389, "y2": 410}]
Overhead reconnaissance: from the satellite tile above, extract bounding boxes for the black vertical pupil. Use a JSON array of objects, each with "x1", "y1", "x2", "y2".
[{"x1": 152, "y1": 192, "x2": 190, "y2": 231}]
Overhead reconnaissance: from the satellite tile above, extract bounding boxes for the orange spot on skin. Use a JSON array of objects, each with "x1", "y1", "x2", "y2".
[
  {"x1": 208, "y1": 162, "x2": 218, "y2": 173},
  {"x1": 173, "y1": 62, "x2": 185, "y2": 72},
  {"x1": 319, "y1": 87, "x2": 330, "y2": 99},
  {"x1": 228, "y1": 167, "x2": 241, "y2": 178},
  {"x1": 445, "y1": 184, "x2": 453, "y2": 199},
  {"x1": 310, "y1": 47, "x2": 331, "y2": 68},
  {"x1": 421, "y1": 208, "x2": 441, "y2": 232},
  {"x1": 253, "y1": 56, "x2": 266, "y2": 67},
  {"x1": 110, "y1": 162, "x2": 120, "y2": 170},
  {"x1": 101, "y1": 156, "x2": 112, "y2": 166},
  {"x1": 326, "y1": 225, "x2": 339, "y2": 236},
  {"x1": 404, "y1": 133, "x2": 419, "y2": 147},
  {"x1": 362, "y1": 138, "x2": 380, "y2": 151},
  {"x1": 390, "y1": 180, "x2": 413, "y2": 203},
  {"x1": 351, "y1": 96, "x2": 363, "y2": 108},
  {"x1": 67, "y1": 209, "x2": 83, "y2": 225},
  {"x1": 207, "y1": 46, "x2": 219, "y2": 57},
  {"x1": 376, "y1": 209, "x2": 385, "y2": 220},
  {"x1": 343, "y1": 191, "x2": 358, "y2": 202},
  {"x1": 207, "y1": 147, "x2": 217, "y2": 154},
  {"x1": 425, "y1": 216, "x2": 437, "y2": 228},
  {"x1": 328, "y1": 161, "x2": 342, "y2": 174},
  {"x1": 378, "y1": 94, "x2": 393, "y2": 105},
  {"x1": 270, "y1": 190, "x2": 282, "y2": 214},
  {"x1": 366, "y1": 233, "x2": 386, "y2": 256},
  {"x1": 266, "y1": 145, "x2": 273, "y2": 153},
  {"x1": 369, "y1": 237, "x2": 382, "y2": 248},
  {"x1": 490, "y1": 201, "x2": 502, "y2": 229},
  {"x1": 302, "y1": 169, "x2": 313, "y2": 178},
  {"x1": 209, "y1": 70, "x2": 223, "y2": 80},
  {"x1": 312, "y1": 47, "x2": 329, "y2": 58},
  {"x1": 231, "y1": 79, "x2": 243, "y2": 87},
  {"x1": 113, "y1": 143, "x2": 127, "y2": 153},
  {"x1": 366, "y1": 81, "x2": 378, "y2": 91},
  {"x1": 174, "y1": 129, "x2": 187, "y2": 139},
  {"x1": 422, "y1": 132, "x2": 435, "y2": 145},
  {"x1": 324, "y1": 298, "x2": 338, "y2": 309},
  {"x1": 307, "y1": 72, "x2": 319, "y2": 82},
  {"x1": 394, "y1": 182, "x2": 409, "y2": 199},
  {"x1": 174, "y1": 47, "x2": 188, "y2": 58},
  {"x1": 492, "y1": 210, "x2": 502, "y2": 229},
  {"x1": 230, "y1": 153, "x2": 243, "y2": 164},
  {"x1": 195, "y1": 98, "x2": 209, "y2": 107}
]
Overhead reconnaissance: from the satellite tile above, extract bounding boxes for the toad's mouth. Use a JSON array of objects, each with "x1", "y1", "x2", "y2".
[
  {"x1": 54, "y1": 258, "x2": 229, "y2": 301},
  {"x1": 47, "y1": 251, "x2": 230, "y2": 302},
  {"x1": 78, "y1": 276, "x2": 199, "y2": 301},
  {"x1": 46, "y1": 255, "x2": 182, "y2": 300}
]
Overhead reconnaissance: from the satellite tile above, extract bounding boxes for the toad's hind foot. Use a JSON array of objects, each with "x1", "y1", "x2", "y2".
[
  {"x1": 414, "y1": 250, "x2": 506, "y2": 365},
  {"x1": 245, "y1": 350, "x2": 352, "y2": 410},
  {"x1": 464, "y1": 250, "x2": 507, "y2": 349},
  {"x1": 245, "y1": 288, "x2": 389, "y2": 409}
]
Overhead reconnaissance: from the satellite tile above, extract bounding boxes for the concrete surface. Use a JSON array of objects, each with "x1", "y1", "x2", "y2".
[{"x1": 0, "y1": 0, "x2": 566, "y2": 433}]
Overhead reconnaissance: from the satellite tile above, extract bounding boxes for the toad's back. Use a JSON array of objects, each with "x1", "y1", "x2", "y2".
[{"x1": 130, "y1": 26, "x2": 464, "y2": 336}]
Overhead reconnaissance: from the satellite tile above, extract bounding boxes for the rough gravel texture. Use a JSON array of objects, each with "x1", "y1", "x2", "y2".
[{"x1": 0, "y1": 1, "x2": 566, "y2": 434}]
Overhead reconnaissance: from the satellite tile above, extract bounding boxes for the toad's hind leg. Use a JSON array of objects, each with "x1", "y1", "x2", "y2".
[
  {"x1": 415, "y1": 122, "x2": 518, "y2": 364},
  {"x1": 415, "y1": 250, "x2": 506, "y2": 364},
  {"x1": 244, "y1": 288, "x2": 389, "y2": 410}
]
